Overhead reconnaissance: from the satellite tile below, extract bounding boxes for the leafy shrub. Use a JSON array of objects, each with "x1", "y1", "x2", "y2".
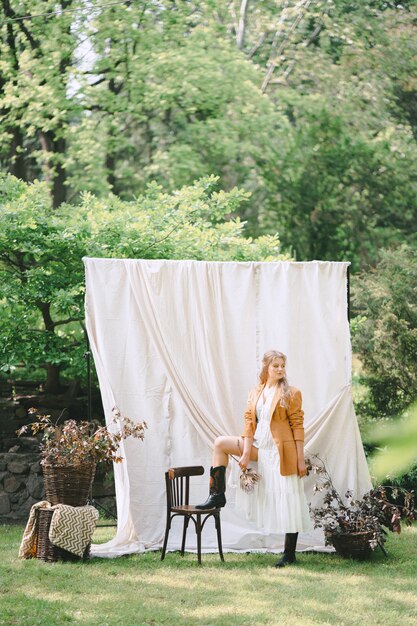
[{"x1": 352, "y1": 244, "x2": 417, "y2": 418}]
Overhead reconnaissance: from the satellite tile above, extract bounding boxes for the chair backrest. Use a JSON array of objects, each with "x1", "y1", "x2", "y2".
[{"x1": 165, "y1": 466, "x2": 204, "y2": 508}]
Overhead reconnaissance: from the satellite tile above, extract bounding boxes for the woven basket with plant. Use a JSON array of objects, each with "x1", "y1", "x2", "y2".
[{"x1": 306, "y1": 453, "x2": 416, "y2": 560}]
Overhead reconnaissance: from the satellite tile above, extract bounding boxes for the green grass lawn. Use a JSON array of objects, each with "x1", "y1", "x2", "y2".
[{"x1": 1, "y1": 524, "x2": 417, "y2": 626}]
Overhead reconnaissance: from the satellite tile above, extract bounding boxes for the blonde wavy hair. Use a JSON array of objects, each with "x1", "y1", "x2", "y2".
[{"x1": 259, "y1": 350, "x2": 291, "y2": 408}]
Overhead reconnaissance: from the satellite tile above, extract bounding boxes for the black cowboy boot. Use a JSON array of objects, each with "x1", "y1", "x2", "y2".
[
  {"x1": 196, "y1": 465, "x2": 226, "y2": 510},
  {"x1": 275, "y1": 533, "x2": 298, "y2": 568}
]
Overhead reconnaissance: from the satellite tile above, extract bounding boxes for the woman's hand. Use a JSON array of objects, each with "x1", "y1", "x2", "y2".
[
  {"x1": 239, "y1": 453, "x2": 250, "y2": 472},
  {"x1": 298, "y1": 458, "x2": 307, "y2": 478}
]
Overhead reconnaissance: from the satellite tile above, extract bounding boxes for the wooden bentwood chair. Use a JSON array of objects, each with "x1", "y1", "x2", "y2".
[{"x1": 161, "y1": 466, "x2": 224, "y2": 565}]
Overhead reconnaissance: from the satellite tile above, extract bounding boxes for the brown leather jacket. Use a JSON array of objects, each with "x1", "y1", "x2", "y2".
[{"x1": 242, "y1": 384, "x2": 304, "y2": 476}]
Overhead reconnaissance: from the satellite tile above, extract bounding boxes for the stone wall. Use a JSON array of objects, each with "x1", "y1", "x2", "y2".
[
  {"x1": 0, "y1": 450, "x2": 44, "y2": 521},
  {"x1": 0, "y1": 379, "x2": 116, "y2": 523},
  {"x1": 0, "y1": 449, "x2": 117, "y2": 522}
]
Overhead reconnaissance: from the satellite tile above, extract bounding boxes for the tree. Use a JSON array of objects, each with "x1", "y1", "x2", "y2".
[
  {"x1": 351, "y1": 244, "x2": 417, "y2": 418},
  {"x1": 1, "y1": 1, "x2": 416, "y2": 271},
  {"x1": 69, "y1": 1, "x2": 291, "y2": 205},
  {"x1": 256, "y1": 104, "x2": 417, "y2": 270},
  {"x1": 0, "y1": 174, "x2": 89, "y2": 391},
  {"x1": 0, "y1": 173, "x2": 286, "y2": 391},
  {"x1": 225, "y1": 1, "x2": 417, "y2": 268},
  {"x1": 0, "y1": 0, "x2": 83, "y2": 207}
]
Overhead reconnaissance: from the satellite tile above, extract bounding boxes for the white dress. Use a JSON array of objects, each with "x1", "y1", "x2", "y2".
[{"x1": 251, "y1": 384, "x2": 312, "y2": 534}]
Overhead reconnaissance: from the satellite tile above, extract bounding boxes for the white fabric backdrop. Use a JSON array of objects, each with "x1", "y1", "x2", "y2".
[{"x1": 83, "y1": 258, "x2": 371, "y2": 557}]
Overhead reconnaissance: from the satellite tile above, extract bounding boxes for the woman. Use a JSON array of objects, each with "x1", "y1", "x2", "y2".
[{"x1": 196, "y1": 350, "x2": 312, "y2": 567}]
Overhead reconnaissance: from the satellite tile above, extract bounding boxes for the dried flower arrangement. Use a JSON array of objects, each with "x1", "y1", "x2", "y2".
[
  {"x1": 306, "y1": 454, "x2": 416, "y2": 555},
  {"x1": 229, "y1": 454, "x2": 262, "y2": 493},
  {"x1": 17, "y1": 406, "x2": 147, "y2": 467},
  {"x1": 239, "y1": 466, "x2": 262, "y2": 493}
]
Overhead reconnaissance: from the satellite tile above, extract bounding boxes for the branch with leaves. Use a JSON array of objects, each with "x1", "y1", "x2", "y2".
[{"x1": 17, "y1": 406, "x2": 147, "y2": 467}]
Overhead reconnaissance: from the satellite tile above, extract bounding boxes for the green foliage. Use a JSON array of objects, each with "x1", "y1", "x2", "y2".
[
  {"x1": 257, "y1": 104, "x2": 417, "y2": 270},
  {"x1": 84, "y1": 176, "x2": 285, "y2": 263},
  {"x1": 0, "y1": 0, "x2": 83, "y2": 206},
  {"x1": 351, "y1": 245, "x2": 417, "y2": 418},
  {"x1": 250, "y1": 3, "x2": 417, "y2": 269},
  {"x1": 367, "y1": 401, "x2": 417, "y2": 481},
  {"x1": 385, "y1": 464, "x2": 417, "y2": 499},
  {"x1": 0, "y1": 173, "x2": 285, "y2": 388},
  {"x1": 2, "y1": 2, "x2": 416, "y2": 271},
  {"x1": 72, "y1": 5, "x2": 290, "y2": 219},
  {"x1": 0, "y1": 174, "x2": 89, "y2": 387}
]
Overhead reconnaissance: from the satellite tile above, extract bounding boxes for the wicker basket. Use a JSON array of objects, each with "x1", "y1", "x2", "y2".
[
  {"x1": 42, "y1": 463, "x2": 96, "y2": 507},
  {"x1": 35, "y1": 509, "x2": 90, "y2": 563},
  {"x1": 327, "y1": 530, "x2": 374, "y2": 560}
]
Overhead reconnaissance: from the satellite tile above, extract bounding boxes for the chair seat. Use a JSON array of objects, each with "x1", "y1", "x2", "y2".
[{"x1": 172, "y1": 505, "x2": 221, "y2": 514}]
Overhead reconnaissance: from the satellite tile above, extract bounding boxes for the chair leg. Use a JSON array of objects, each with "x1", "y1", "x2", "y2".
[
  {"x1": 181, "y1": 516, "x2": 190, "y2": 555},
  {"x1": 161, "y1": 515, "x2": 171, "y2": 561},
  {"x1": 215, "y1": 512, "x2": 225, "y2": 562},
  {"x1": 196, "y1": 513, "x2": 202, "y2": 565}
]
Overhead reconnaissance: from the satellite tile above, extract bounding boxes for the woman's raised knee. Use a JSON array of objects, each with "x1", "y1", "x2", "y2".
[{"x1": 214, "y1": 435, "x2": 227, "y2": 449}]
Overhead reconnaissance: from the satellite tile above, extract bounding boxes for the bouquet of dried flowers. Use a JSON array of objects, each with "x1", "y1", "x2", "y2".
[
  {"x1": 17, "y1": 407, "x2": 147, "y2": 467},
  {"x1": 306, "y1": 454, "x2": 416, "y2": 552},
  {"x1": 230, "y1": 453, "x2": 262, "y2": 493},
  {"x1": 239, "y1": 466, "x2": 262, "y2": 493}
]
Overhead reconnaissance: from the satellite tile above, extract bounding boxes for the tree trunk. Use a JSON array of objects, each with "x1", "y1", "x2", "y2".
[
  {"x1": 106, "y1": 76, "x2": 117, "y2": 192},
  {"x1": 39, "y1": 302, "x2": 62, "y2": 392},
  {"x1": 106, "y1": 151, "x2": 116, "y2": 192},
  {"x1": 45, "y1": 363, "x2": 63, "y2": 394},
  {"x1": 9, "y1": 127, "x2": 27, "y2": 180},
  {"x1": 2, "y1": 3, "x2": 27, "y2": 181},
  {"x1": 38, "y1": 131, "x2": 67, "y2": 208},
  {"x1": 236, "y1": 0, "x2": 249, "y2": 50},
  {"x1": 51, "y1": 136, "x2": 67, "y2": 208}
]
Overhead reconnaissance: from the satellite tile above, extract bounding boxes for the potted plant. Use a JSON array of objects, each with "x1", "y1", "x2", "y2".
[
  {"x1": 17, "y1": 406, "x2": 147, "y2": 506},
  {"x1": 306, "y1": 454, "x2": 416, "y2": 560}
]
